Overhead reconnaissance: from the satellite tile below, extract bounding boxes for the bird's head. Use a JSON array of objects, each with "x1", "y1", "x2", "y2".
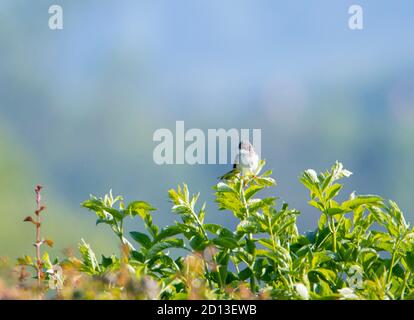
[{"x1": 239, "y1": 140, "x2": 255, "y2": 153}]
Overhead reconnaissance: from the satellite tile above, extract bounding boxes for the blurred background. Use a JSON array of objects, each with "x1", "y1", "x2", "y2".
[{"x1": 1, "y1": 0, "x2": 413, "y2": 259}]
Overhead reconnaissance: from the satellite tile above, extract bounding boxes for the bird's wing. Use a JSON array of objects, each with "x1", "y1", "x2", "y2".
[
  {"x1": 234, "y1": 152, "x2": 240, "y2": 164},
  {"x1": 250, "y1": 153, "x2": 260, "y2": 172},
  {"x1": 218, "y1": 152, "x2": 242, "y2": 180},
  {"x1": 218, "y1": 168, "x2": 240, "y2": 180}
]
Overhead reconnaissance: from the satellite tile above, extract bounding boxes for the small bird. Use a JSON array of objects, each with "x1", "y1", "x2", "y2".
[{"x1": 219, "y1": 141, "x2": 260, "y2": 180}]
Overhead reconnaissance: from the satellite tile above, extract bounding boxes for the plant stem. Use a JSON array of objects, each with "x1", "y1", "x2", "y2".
[
  {"x1": 185, "y1": 201, "x2": 213, "y2": 289},
  {"x1": 330, "y1": 216, "x2": 337, "y2": 253},
  {"x1": 188, "y1": 204, "x2": 208, "y2": 240},
  {"x1": 387, "y1": 245, "x2": 398, "y2": 284},
  {"x1": 35, "y1": 223, "x2": 41, "y2": 286},
  {"x1": 239, "y1": 177, "x2": 257, "y2": 293},
  {"x1": 400, "y1": 271, "x2": 410, "y2": 299},
  {"x1": 34, "y1": 186, "x2": 43, "y2": 288},
  {"x1": 250, "y1": 271, "x2": 256, "y2": 292},
  {"x1": 278, "y1": 270, "x2": 290, "y2": 288}
]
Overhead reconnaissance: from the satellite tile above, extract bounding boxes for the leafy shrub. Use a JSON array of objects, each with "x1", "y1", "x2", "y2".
[{"x1": 10, "y1": 161, "x2": 414, "y2": 300}]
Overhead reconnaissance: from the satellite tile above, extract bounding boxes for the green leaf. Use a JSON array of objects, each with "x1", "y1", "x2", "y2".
[
  {"x1": 331, "y1": 161, "x2": 352, "y2": 181},
  {"x1": 254, "y1": 176, "x2": 276, "y2": 187},
  {"x1": 237, "y1": 219, "x2": 259, "y2": 234},
  {"x1": 256, "y1": 247, "x2": 291, "y2": 270},
  {"x1": 309, "y1": 200, "x2": 324, "y2": 211},
  {"x1": 130, "y1": 231, "x2": 152, "y2": 249},
  {"x1": 321, "y1": 173, "x2": 333, "y2": 192},
  {"x1": 199, "y1": 202, "x2": 206, "y2": 224},
  {"x1": 42, "y1": 252, "x2": 53, "y2": 269},
  {"x1": 254, "y1": 160, "x2": 266, "y2": 175},
  {"x1": 128, "y1": 201, "x2": 156, "y2": 219},
  {"x1": 405, "y1": 252, "x2": 414, "y2": 273},
  {"x1": 78, "y1": 239, "x2": 101, "y2": 274},
  {"x1": 371, "y1": 231, "x2": 394, "y2": 252},
  {"x1": 204, "y1": 223, "x2": 223, "y2": 235},
  {"x1": 325, "y1": 208, "x2": 345, "y2": 216},
  {"x1": 326, "y1": 183, "x2": 342, "y2": 200},
  {"x1": 103, "y1": 207, "x2": 124, "y2": 221},
  {"x1": 318, "y1": 214, "x2": 328, "y2": 229},
  {"x1": 82, "y1": 199, "x2": 123, "y2": 221},
  {"x1": 248, "y1": 197, "x2": 277, "y2": 213},
  {"x1": 246, "y1": 238, "x2": 256, "y2": 255},
  {"x1": 311, "y1": 251, "x2": 336, "y2": 268},
  {"x1": 17, "y1": 255, "x2": 34, "y2": 267},
  {"x1": 189, "y1": 234, "x2": 208, "y2": 251},
  {"x1": 130, "y1": 250, "x2": 145, "y2": 263},
  {"x1": 147, "y1": 239, "x2": 184, "y2": 258},
  {"x1": 212, "y1": 237, "x2": 239, "y2": 250},
  {"x1": 342, "y1": 195, "x2": 383, "y2": 211},
  {"x1": 300, "y1": 169, "x2": 321, "y2": 197},
  {"x1": 156, "y1": 225, "x2": 184, "y2": 241},
  {"x1": 238, "y1": 267, "x2": 252, "y2": 281},
  {"x1": 258, "y1": 239, "x2": 275, "y2": 251},
  {"x1": 358, "y1": 248, "x2": 379, "y2": 270},
  {"x1": 304, "y1": 169, "x2": 319, "y2": 184},
  {"x1": 311, "y1": 268, "x2": 337, "y2": 284},
  {"x1": 244, "y1": 185, "x2": 265, "y2": 200},
  {"x1": 101, "y1": 255, "x2": 115, "y2": 268},
  {"x1": 216, "y1": 182, "x2": 236, "y2": 193}
]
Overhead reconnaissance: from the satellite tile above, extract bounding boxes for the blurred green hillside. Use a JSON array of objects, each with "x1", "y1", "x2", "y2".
[{"x1": 0, "y1": 122, "x2": 116, "y2": 259}]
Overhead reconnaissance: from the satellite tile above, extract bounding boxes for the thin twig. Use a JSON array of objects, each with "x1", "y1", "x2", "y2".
[{"x1": 34, "y1": 185, "x2": 43, "y2": 288}]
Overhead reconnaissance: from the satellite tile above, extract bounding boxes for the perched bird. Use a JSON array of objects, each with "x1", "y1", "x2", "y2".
[{"x1": 219, "y1": 141, "x2": 260, "y2": 180}]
